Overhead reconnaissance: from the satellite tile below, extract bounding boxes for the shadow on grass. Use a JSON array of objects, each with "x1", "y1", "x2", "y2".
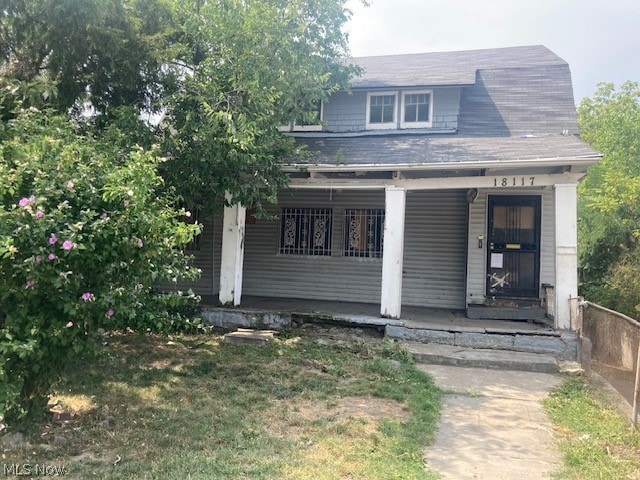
[{"x1": 3, "y1": 330, "x2": 442, "y2": 480}]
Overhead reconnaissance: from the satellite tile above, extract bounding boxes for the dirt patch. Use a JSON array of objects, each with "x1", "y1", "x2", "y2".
[{"x1": 265, "y1": 396, "x2": 409, "y2": 439}]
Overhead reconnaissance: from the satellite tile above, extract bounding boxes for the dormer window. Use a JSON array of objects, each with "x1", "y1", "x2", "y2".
[
  {"x1": 401, "y1": 90, "x2": 433, "y2": 129},
  {"x1": 366, "y1": 93, "x2": 397, "y2": 130},
  {"x1": 279, "y1": 100, "x2": 323, "y2": 132}
]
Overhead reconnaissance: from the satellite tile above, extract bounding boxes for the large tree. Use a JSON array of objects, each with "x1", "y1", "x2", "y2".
[
  {"x1": 0, "y1": 0, "x2": 359, "y2": 424},
  {"x1": 0, "y1": 0, "x2": 359, "y2": 211},
  {"x1": 577, "y1": 81, "x2": 640, "y2": 317}
]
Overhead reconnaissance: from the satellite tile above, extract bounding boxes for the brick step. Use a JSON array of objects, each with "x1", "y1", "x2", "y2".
[{"x1": 406, "y1": 342, "x2": 560, "y2": 373}]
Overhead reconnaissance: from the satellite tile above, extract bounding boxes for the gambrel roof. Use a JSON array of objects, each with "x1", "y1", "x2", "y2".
[
  {"x1": 291, "y1": 45, "x2": 601, "y2": 168},
  {"x1": 350, "y1": 45, "x2": 567, "y2": 89}
]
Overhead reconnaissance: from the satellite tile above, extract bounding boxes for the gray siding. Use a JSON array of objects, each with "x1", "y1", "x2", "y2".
[
  {"x1": 432, "y1": 87, "x2": 461, "y2": 130},
  {"x1": 323, "y1": 91, "x2": 367, "y2": 132},
  {"x1": 322, "y1": 88, "x2": 461, "y2": 133},
  {"x1": 402, "y1": 190, "x2": 468, "y2": 309},
  {"x1": 466, "y1": 188, "x2": 555, "y2": 304},
  {"x1": 222, "y1": 189, "x2": 468, "y2": 309},
  {"x1": 241, "y1": 190, "x2": 385, "y2": 303},
  {"x1": 162, "y1": 217, "x2": 216, "y2": 295}
]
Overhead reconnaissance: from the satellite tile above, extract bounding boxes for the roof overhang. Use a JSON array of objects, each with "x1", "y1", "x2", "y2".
[{"x1": 281, "y1": 155, "x2": 602, "y2": 174}]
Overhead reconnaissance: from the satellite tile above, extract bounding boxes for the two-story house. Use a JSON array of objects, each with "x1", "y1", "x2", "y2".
[{"x1": 182, "y1": 45, "x2": 601, "y2": 331}]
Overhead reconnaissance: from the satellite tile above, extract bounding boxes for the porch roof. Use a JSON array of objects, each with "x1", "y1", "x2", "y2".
[{"x1": 289, "y1": 133, "x2": 602, "y2": 168}]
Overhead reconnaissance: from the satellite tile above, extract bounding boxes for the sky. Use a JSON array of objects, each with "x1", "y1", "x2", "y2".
[{"x1": 344, "y1": 0, "x2": 640, "y2": 103}]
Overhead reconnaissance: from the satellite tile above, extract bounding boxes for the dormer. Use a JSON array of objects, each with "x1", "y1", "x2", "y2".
[{"x1": 284, "y1": 45, "x2": 578, "y2": 137}]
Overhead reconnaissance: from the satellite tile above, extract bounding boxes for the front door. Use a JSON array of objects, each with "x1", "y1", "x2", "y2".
[{"x1": 486, "y1": 195, "x2": 541, "y2": 298}]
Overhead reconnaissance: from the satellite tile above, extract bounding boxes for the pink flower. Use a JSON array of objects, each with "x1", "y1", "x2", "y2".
[
  {"x1": 62, "y1": 240, "x2": 75, "y2": 250},
  {"x1": 35, "y1": 210, "x2": 44, "y2": 218},
  {"x1": 66, "y1": 181, "x2": 74, "y2": 189},
  {"x1": 124, "y1": 200, "x2": 130, "y2": 207},
  {"x1": 49, "y1": 234, "x2": 58, "y2": 245},
  {"x1": 105, "y1": 309, "x2": 114, "y2": 317},
  {"x1": 81, "y1": 292, "x2": 94, "y2": 302},
  {"x1": 137, "y1": 239, "x2": 143, "y2": 248},
  {"x1": 66, "y1": 321, "x2": 74, "y2": 328},
  {"x1": 48, "y1": 253, "x2": 56, "y2": 261},
  {"x1": 100, "y1": 213, "x2": 108, "y2": 220},
  {"x1": 18, "y1": 196, "x2": 35, "y2": 207},
  {"x1": 25, "y1": 280, "x2": 36, "y2": 288},
  {"x1": 35, "y1": 255, "x2": 42, "y2": 262}
]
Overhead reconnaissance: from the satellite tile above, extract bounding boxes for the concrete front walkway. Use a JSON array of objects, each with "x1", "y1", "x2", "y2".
[{"x1": 419, "y1": 364, "x2": 563, "y2": 480}]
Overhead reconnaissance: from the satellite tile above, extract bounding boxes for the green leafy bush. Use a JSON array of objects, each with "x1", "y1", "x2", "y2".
[{"x1": 0, "y1": 109, "x2": 200, "y2": 425}]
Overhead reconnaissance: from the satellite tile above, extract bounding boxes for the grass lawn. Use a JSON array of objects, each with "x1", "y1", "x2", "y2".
[
  {"x1": 2, "y1": 326, "x2": 441, "y2": 479},
  {"x1": 544, "y1": 375, "x2": 640, "y2": 479}
]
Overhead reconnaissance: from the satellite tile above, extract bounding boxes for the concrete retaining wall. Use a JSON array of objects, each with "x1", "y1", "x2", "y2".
[{"x1": 582, "y1": 302, "x2": 640, "y2": 371}]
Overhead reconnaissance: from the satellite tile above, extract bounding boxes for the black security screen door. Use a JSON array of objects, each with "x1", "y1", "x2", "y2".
[{"x1": 486, "y1": 196, "x2": 541, "y2": 298}]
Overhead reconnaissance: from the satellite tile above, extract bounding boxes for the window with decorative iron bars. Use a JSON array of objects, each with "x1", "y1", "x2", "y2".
[
  {"x1": 343, "y1": 209, "x2": 384, "y2": 258},
  {"x1": 279, "y1": 208, "x2": 332, "y2": 255}
]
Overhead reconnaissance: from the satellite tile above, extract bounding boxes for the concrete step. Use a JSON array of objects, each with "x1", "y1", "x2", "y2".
[
  {"x1": 406, "y1": 342, "x2": 560, "y2": 373},
  {"x1": 466, "y1": 305, "x2": 547, "y2": 321},
  {"x1": 386, "y1": 323, "x2": 578, "y2": 361}
]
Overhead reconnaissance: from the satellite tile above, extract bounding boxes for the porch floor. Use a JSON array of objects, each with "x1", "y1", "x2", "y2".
[{"x1": 201, "y1": 295, "x2": 554, "y2": 333}]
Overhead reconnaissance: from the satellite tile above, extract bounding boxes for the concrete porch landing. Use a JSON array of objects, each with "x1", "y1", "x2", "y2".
[{"x1": 201, "y1": 296, "x2": 577, "y2": 363}]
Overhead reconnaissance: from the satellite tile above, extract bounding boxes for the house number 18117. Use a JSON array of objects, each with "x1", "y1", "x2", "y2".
[{"x1": 493, "y1": 177, "x2": 535, "y2": 187}]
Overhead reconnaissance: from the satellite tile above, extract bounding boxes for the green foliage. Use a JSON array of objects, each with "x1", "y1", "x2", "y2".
[
  {"x1": 1, "y1": 0, "x2": 360, "y2": 213},
  {"x1": 0, "y1": 108, "x2": 200, "y2": 425},
  {"x1": 544, "y1": 376, "x2": 640, "y2": 479},
  {"x1": 0, "y1": 0, "x2": 175, "y2": 116},
  {"x1": 3, "y1": 331, "x2": 441, "y2": 479},
  {"x1": 577, "y1": 82, "x2": 640, "y2": 317},
  {"x1": 159, "y1": 0, "x2": 359, "y2": 213}
]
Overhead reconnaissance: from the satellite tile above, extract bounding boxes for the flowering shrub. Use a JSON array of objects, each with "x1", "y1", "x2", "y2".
[{"x1": 0, "y1": 110, "x2": 200, "y2": 424}]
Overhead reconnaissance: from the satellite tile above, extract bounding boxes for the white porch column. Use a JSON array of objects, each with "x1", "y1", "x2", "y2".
[
  {"x1": 218, "y1": 192, "x2": 246, "y2": 306},
  {"x1": 381, "y1": 186, "x2": 406, "y2": 319},
  {"x1": 554, "y1": 183, "x2": 578, "y2": 329}
]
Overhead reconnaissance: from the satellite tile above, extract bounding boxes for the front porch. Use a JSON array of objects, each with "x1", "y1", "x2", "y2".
[{"x1": 201, "y1": 295, "x2": 578, "y2": 362}]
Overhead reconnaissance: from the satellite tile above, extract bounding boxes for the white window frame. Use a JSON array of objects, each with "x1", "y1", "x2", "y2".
[
  {"x1": 400, "y1": 89, "x2": 433, "y2": 129},
  {"x1": 278, "y1": 101, "x2": 323, "y2": 132},
  {"x1": 366, "y1": 92, "x2": 398, "y2": 130}
]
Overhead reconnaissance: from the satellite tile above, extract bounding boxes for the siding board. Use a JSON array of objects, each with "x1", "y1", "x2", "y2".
[
  {"x1": 161, "y1": 217, "x2": 215, "y2": 295},
  {"x1": 402, "y1": 190, "x2": 467, "y2": 309},
  {"x1": 465, "y1": 188, "x2": 555, "y2": 304},
  {"x1": 234, "y1": 189, "x2": 467, "y2": 309}
]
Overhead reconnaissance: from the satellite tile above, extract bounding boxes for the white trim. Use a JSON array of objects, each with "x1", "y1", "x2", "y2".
[
  {"x1": 278, "y1": 101, "x2": 324, "y2": 132},
  {"x1": 218, "y1": 193, "x2": 246, "y2": 306},
  {"x1": 400, "y1": 89, "x2": 433, "y2": 129},
  {"x1": 292, "y1": 101, "x2": 324, "y2": 132},
  {"x1": 380, "y1": 186, "x2": 406, "y2": 318},
  {"x1": 554, "y1": 183, "x2": 578, "y2": 330},
  {"x1": 366, "y1": 92, "x2": 398, "y2": 130},
  {"x1": 288, "y1": 172, "x2": 583, "y2": 191},
  {"x1": 281, "y1": 155, "x2": 602, "y2": 173}
]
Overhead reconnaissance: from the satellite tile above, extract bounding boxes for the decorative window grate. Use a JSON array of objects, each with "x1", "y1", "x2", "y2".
[
  {"x1": 279, "y1": 208, "x2": 332, "y2": 255},
  {"x1": 343, "y1": 209, "x2": 385, "y2": 258}
]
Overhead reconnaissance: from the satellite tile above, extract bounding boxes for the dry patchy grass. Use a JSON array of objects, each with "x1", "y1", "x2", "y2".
[{"x1": 2, "y1": 327, "x2": 441, "y2": 479}]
